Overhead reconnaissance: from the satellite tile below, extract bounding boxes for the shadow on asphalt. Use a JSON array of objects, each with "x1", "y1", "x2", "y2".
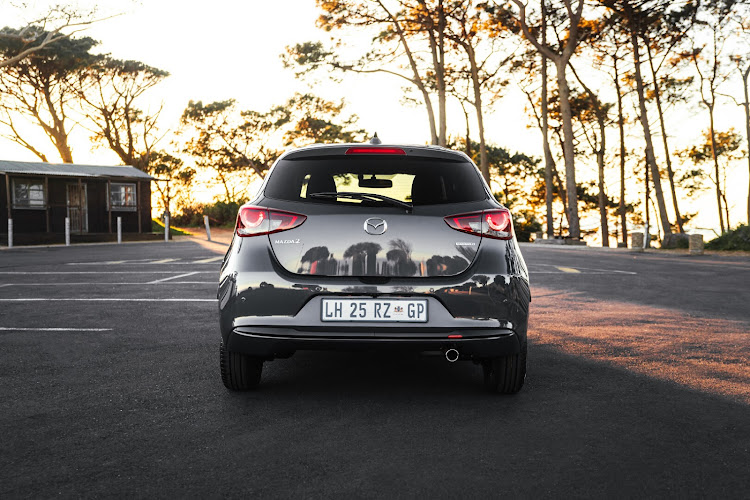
[{"x1": 202, "y1": 346, "x2": 750, "y2": 497}]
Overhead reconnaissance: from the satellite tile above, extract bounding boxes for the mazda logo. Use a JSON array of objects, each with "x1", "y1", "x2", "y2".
[{"x1": 364, "y1": 217, "x2": 388, "y2": 235}]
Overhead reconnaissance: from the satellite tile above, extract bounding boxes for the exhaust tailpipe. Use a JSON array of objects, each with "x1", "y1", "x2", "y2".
[{"x1": 445, "y1": 348, "x2": 459, "y2": 363}]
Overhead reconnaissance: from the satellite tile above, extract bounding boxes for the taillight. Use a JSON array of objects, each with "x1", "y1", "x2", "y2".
[
  {"x1": 345, "y1": 147, "x2": 406, "y2": 155},
  {"x1": 444, "y1": 209, "x2": 513, "y2": 240},
  {"x1": 236, "y1": 206, "x2": 306, "y2": 237}
]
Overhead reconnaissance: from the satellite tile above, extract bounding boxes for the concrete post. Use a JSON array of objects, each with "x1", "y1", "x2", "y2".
[
  {"x1": 631, "y1": 232, "x2": 644, "y2": 252},
  {"x1": 689, "y1": 234, "x2": 704, "y2": 255},
  {"x1": 117, "y1": 217, "x2": 122, "y2": 244},
  {"x1": 204, "y1": 215, "x2": 212, "y2": 241},
  {"x1": 164, "y1": 213, "x2": 170, "y2": 242},
  {"x1": 7, "y1": 218, "x2": 12, "y2": 248},
  {"x1": 64, "y1": 217, "x2": 70, "y2": 246}
]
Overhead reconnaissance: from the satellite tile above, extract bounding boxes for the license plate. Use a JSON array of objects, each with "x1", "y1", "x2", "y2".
[{"x1": 321, "y1": 298, "x2": 428, "y2": 322}]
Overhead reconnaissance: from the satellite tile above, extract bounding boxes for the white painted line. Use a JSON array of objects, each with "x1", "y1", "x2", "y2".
[
  {"x1": 66, "y1": 259, "x2": 153, "y2": 265},
  {"x1": 529, "y1": 263, "x2": 637, "y2": 275},
  {"x1": 192, "y1": 256, "x2": 222, "y2": 264},
  {"x1": 150, "y1": 258, "x2": 178, "y2": 264},
  {"x1": 0, "y1": 282, "x2": 216, "y2": 286},
  {"x1": 149, "y1": 271, "x2": 200, "y2": 284},
  {"x1": 0, "y1": 298, "x2": 217, "y2": 302},
  {"x1": 529, "y1": 271, "x2": 636, "y2": 275},
  {"x1": 0, "y1": 327, "x2": 112, "y2": 332},
  {"x1": 0, "y1": 271, "x2": 215, "y2": 275}
]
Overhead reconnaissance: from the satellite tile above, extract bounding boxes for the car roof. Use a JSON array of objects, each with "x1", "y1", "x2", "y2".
[{"x1": 279, "y1": 143, "x2": 472, "y2": 162}]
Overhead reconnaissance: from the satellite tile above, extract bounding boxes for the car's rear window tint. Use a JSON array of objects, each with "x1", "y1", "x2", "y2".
[{"x1": 264, "y1": 156, "x2": 487, "y2": 206}]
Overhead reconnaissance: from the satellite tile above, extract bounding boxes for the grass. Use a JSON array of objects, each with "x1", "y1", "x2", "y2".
[{"x1": 151, "y1": 219, "x2": 193, "y2": 236}]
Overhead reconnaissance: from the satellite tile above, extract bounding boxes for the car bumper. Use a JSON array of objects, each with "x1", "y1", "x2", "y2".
[{"x1": 226, "y1": 326, "x2": 520, "y2": 360}]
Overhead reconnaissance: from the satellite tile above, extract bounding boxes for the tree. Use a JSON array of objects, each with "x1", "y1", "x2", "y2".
[
  {"x1": 512, "y1": 52, "x2": 570, "y2": 232},
  {"x1": 445, "y1": 1, "x2": 511, "y2": 182},
  {"x1": 149, "y1": 151, "x2": 196, "y2": 217},
  {"x1": 569, "y1": 64, "x2": 614, "y2": 247},
  {"x1": 685, "y1": 1, "x2": 737, "y2": 232},
  {"x1": 610, "y1": 26, "x2": 630, "y2": 246},
  {"x1": 275, "y1": 93, "x2": 366, "y2": 147},
  {"x1": 505, "y1": 0, "x2": 586, "y2": 239},
  {"x1": 79, "y1": 58, "x2": 169, "y2": 171},
  {"x1": 602, "y1": 0, "x2": 674, "y2": 241},
  {"x1": 540, "y1": 0, "x2": 555, "y2": 237},
  {"x1": 484, "y1": 143, "x2": 541, "y2": 210},
  {"x1": 680, "y1": 129, "x2": 743, "y2": 231},
  {"x1": 0, "y1": 30, "x2": 99, "y2": 162},
  {"x1": 181, "y1": 100, "x2": 280, "y2": 203},
  {"x1": 0, "y1": 5, "x2": 98, "y2": 68},
  {"x1": 728, "y1": 8, "x2": 750, "y2": 225},
  {"x1": 643, "y1": 33, "x2": 688, "y2": 233},
  {"x1": 287, "y1": 0, "x2": 449, "y2": 145}
]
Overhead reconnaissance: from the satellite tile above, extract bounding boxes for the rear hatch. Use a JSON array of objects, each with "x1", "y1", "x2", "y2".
[{"x1": 260, "y1": 150, "x2": 490, "y2": 278}]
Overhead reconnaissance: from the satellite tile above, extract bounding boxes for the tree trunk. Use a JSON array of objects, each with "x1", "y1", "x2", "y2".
[
  {"x1": 52, "y1": 130, "x2": 74, "y2": 163},
  {"x1": 421, "y1": 87, "x2": 439, "y2": 145},
  {"x1": 631, "y1": 30, "x2": 672, "y2": 239},
  {"x1": 614, "y1": 54, "x2": 628, "y2": 246},
  {"x1": 462, "y1": 103, "x2": 471, "y2": 157},
  {"x1": 552, "y1": 129, "x2": 570, "y2": 226},
  {"x1": 437, "y1": 0, "x2": 446, "y2": 146},
  {"x1": 645, "y1": 38, "x2": 683, "y2": 232},
  {"x1": 541, "y1": 0, "x2": 554, "y2": 238},
  {"x1": 707, "y1": 107, "x2": 726, "y2": 233},
  {"x1": 466, "y1": 44, "x2": 489, "y2": 182},
  {"x1": 645, "y1": 158, "x2": 650, "y2": 248},
  {"x1": 742, "y1": 64, "x2": 750, "y2": 226},
  {"x1": 597, "y1": 119, "x2": 609, "y2": 247},
  {"x1": 555, "y1": 58, "x2": 580, "y2": 239}
]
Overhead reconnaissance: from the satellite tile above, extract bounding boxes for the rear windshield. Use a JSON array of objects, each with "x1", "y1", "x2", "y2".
[{"x1": 264, "y1": 156, "x2": 487, "y2": 206}]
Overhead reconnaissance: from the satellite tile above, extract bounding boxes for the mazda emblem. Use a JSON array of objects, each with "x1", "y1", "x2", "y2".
[{"x1": 364, "y1": 217, "x2": 388, "y2": 235}]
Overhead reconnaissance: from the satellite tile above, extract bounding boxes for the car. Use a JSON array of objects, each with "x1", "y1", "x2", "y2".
[{"x1": 218, "y1": 138, "x2": 530, "y2": 393}]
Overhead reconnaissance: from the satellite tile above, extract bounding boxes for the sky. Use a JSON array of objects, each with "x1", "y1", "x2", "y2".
[{"x1": 1, "y1": 0, "x2": 748, "y2": 236}]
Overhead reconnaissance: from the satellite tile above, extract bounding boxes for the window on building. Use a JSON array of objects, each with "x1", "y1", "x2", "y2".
[
  {"x1": 12, "y1": 179, "x2": 46, "y2": 209},
  {"x1": 111, "y1": 183, "x2": 137, "y2": 211}
]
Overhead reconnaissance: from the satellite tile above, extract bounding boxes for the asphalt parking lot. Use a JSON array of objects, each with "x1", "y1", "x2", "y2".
[{"x1": 1, "y1": 239, "x2": 748, "y2": 497}]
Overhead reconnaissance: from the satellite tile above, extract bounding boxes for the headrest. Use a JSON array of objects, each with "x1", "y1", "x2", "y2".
[
  {"x1": 306, "y1": 174, "x2": 336, "y2": 196},
  {"x1": 411, "y1": 174, "x2": 445, "y2": 205}
]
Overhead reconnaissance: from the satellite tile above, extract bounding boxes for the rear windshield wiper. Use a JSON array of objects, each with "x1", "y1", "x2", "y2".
[{"x1": 308, "y1": 191, "x2": 413, "y2": 212}]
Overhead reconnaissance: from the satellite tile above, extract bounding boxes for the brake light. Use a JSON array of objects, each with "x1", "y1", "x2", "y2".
[
  {"x1": 345, "y1": 147, "x2": 406, "y2": 155},
  {"x1": 236, "y1": 206, "x2": 306, "y2": 237},
  {"x1": 444, "y1": 209, "x2": 513, "y2": 240}
]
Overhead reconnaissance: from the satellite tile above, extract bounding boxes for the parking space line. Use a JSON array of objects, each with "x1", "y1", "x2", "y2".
[
  {"x1": 0, "y1": 298, "x2": 217, "y2": 302},
  {"x1": 192, "y1": 256, "x2": 223, "y2": 264},
  {"x1": 0, "y1": 282, "x2": 216, "y2": 286},
  {"x1": 65, "y1": 257, "x2": 222, "y2": 266},
  {"x1": 0, "y1": 327, "x2": 112, "y2": 332},
  {"x1": 148, "y1": 271, "x2": 199, "y2": 284},
  {"x1": 0, "y1": 271, "x2": 215, "y2": 275}
]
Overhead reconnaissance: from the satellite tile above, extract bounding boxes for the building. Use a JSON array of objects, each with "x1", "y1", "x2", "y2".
[{"x1": 1, "y1": 160, "x2": 154, "y2": 245}]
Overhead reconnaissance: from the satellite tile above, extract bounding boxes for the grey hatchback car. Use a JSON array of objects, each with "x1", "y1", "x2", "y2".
[{"x1": 218, "y1": 142, "x2": 530, "y2": 393}]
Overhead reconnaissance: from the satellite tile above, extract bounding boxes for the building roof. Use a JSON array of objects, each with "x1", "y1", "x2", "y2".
[{"x1": 0, "y1": 160, "x2": 154, "y2": 180}]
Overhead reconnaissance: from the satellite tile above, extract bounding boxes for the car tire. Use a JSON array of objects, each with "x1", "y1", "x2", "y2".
[
  {"x1": 220, "y1": 341, "x2": 263, "y2": 391},
  {"x1": 482, "y1": 341, "x2": 526, "y2": 394}
]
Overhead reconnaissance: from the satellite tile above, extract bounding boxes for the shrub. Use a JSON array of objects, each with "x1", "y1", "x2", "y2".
[
  {"x1": 172, "y1": 200, "x2": 247, "y2": 227},
  {"x1": 512, "y1": 210, "x2": 543, "y2": 242},
  {"x1": 705, "y1": 225, "x2": 750, "y2": 251}
]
